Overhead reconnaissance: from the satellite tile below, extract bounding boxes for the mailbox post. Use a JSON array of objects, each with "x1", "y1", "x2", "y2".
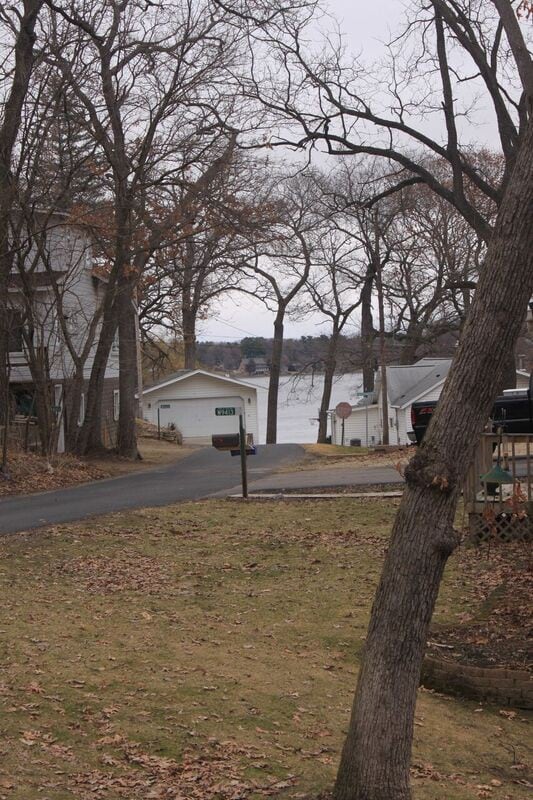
[
  {"x1": 238, "y1": 413, "x2": 248, "y2": 498},
  {"x1": 211, "y1": 410, "x2": 255, "y2": 498}
]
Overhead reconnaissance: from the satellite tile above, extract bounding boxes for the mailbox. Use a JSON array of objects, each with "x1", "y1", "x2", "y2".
[{"x1": 212, "y1": 433, "x2": 240, "y2": 450}]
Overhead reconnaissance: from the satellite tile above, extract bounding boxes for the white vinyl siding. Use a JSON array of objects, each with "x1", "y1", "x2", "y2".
[
  {"x1": 8, "y1": 223, "x2": 119, "y2": 384},
  {"x1": 113, "y1": 390, "x2": 120, "y2": 421},
  {"x1": 142, "y1": 373, "x2": 259, "y2": 445},
  {"x1": 331, "y1": 405, "x2": 381, "y2": 447},
  {"x1": 331, "y1": 382, "x2": 451, "y2": 447}
]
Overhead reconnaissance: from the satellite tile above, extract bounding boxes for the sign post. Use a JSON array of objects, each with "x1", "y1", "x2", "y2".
[
  {"x1": 335, "y1": 402, "x2": 352, "y2": 446},
  {"x1": 211, "y1": 407, "x2": 255, "y2": 499}
]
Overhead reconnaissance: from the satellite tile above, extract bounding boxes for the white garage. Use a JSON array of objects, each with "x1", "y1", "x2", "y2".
[{"x1": 141, "y1": 369, "x2": 259, "y2": 445}]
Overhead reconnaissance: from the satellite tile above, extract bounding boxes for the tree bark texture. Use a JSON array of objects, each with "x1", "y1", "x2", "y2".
[
  {"x1": 116, "y1": 274, "x2": 139, "y2": 459},
  {"x1": 22, "y1": 341, "x2": 54, "y2": 456},
  {"x1": 64, "y1": 366, "x2": 85, "y2": 451},
  {"x1": 375, "y1": 258, "x2": 389, "y2": 446},
  {"x1": 317, "y1": 328, "x2": 339, "y2": 443},
  {"x1": 334, "y1": 116, "x2": 533, "y2": 800},
  {"x1": 0, "y1": 1, "x2": 42, "y2": 439},
  {"x1": 75, "y1": 300, "x2": 117, "y2": 455},
  {"x1": 266, "y1": 312, "x2": 285, "y2": 444},
  {"x1": 360, "y1": 267, "x2": 375, "y2": 393},
  {"x1": 182, "y1": 305, "x2": 197, "y2": 370}
]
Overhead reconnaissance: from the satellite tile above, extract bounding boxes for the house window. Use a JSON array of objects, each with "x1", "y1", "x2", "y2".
[
  {"x1": 78, "y1": 393, "x2": 85, "y2": 426},
  {"x1": 113, "y1": 389, "x2": 120, "y2": 421}
]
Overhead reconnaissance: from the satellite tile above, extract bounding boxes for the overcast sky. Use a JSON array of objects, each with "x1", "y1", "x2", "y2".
[
  {"x1": 197, "y1": 1, "x2": 403, "y2": 343},
  {"x1": 197, "y1": 0, "x2": 503, "y2": 344}
]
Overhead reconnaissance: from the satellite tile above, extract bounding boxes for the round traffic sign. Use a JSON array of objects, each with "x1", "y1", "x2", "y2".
[{"x1": 335, "y1": 402, "x2": 352, "y2": 420}]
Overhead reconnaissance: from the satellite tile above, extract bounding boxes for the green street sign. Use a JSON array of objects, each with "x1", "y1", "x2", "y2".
[{"x1": 215, "y1": 407, "x2": 236, "y2": 416}]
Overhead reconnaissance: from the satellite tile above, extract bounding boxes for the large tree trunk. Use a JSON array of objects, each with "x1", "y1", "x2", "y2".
[
  {"x1": 23, "y1": 339, "x2": 54, "y2": 456},
  {"x1": 500, "y1": 353, "x2": 517, "y2": 391},
  {"x1": 0, "y1": 1, "x2": 42, "y2": 456},
  {"x1": 266, "y1": 309, "x2": 285, "y2": 444},
  {"x1": 317, "y1": 327, "x2": 340, "y2": 443},
  {"x1": 75, "y1": 302, "x2": 117, "y2": 455},
  {"x1": 182, "y1": 305, "x2": 197, "y2": 370},
  {"x1": 334, "y1": 117, "x2": 533, "y2": 800},
  {"x1": 116, "y1": 276, "x2": 139, "y2": 458},
  {"x1": 360, "y1": 266, "x2": 375, "y2": 393},
  {"x1": 0, "y1": 218, "x2": 11, "y2": 442},
  {"x1": 64, "y1": 366, "x2": 85, "y2": 452},
  {"x1": 375, "y1": 257, "x2": 389, "y2": 446},
  {"x1": 76, "y1": 191, "x2": 132, "y2": 456}
]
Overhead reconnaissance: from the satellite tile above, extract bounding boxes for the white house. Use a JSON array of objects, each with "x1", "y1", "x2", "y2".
[
  {"x1": 330, "y1": 358, "x2": 532, "y2": 447},
  {"x1": 330, "y1": 358, "x2": 453, "y2": 447},
  {"x1": 7, "y1": 216, "x2": 120, "y2": 452},
  {"x1": 141, "y1": 369, "x2": 259, "y2": 445}
]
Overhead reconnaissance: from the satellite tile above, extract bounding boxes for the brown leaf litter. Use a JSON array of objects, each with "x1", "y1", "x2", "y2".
[
  {"x1": 58, "y1": 553, "x2": 172, "y2": 595},
  {"x1": 0, "y1": 449, "x2": 109, "y2": 497},
  {"x1": 72, "y1": 737, "x2": 296, "y2": 799}
]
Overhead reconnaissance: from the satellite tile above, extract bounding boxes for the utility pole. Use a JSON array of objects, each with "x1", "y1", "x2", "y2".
[{"x1": 374, "y1": 214, "x2": 389, "y2": 445}]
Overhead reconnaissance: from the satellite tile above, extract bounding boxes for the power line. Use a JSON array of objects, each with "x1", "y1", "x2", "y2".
[{"x1": 201, "y1": 316, "x2": 263, "y2": 338}]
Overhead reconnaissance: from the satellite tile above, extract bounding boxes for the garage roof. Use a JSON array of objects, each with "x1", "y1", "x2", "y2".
[{"x1": 142, "y1": 369, "x2": 259, "y2": 396}]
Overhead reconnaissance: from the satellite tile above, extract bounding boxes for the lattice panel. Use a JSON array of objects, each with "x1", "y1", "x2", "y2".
[{"x1": 467, "y1": 512, "x2": 533, "y2": 544}]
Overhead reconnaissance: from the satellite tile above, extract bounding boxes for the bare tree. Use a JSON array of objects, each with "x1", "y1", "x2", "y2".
[
  {"x1": 383, "y1": 184, "x2": 485, "y2": 363},
  {"x1": 329, "y1": 177, "x2": 399, "y2": 444},
  {"x1": 0, "y1": 0, "x2": 45, "y2": 472},
  {"x1": 44, "y1": 0, "x2": 247, "y2": 457},
  {"x1": 234, "y1": 1, "x2": 533, "y2": 796},
  {"x1": 244, "y1": 171, "x2": 319, "y2": 443},
  {"x1": 140, "y1": 141, "x2": 263, "y2": 371},
  {"x1": 7, "y1": 207, "x2": 102, "y2": 455},
  {"x1": 302, "y1": 221, "x2": 363, "y2": 441}
]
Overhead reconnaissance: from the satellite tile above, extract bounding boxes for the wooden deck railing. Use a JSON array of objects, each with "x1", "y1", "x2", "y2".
[{"x1": 463, "y1": 433, "x2": 533, "y2": 541}]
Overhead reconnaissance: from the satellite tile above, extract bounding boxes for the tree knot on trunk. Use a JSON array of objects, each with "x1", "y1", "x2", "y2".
[
  {"x1": 434, "y1": 525, "x2": 461, "y2": 556},
  {"x1": 404, "y1": 448, "x2": 457, "y2": 494}
]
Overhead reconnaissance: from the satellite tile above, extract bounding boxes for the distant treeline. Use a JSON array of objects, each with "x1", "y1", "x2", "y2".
[{"x1": 198, "y1": 334, "x2": 398, "y2": 374}]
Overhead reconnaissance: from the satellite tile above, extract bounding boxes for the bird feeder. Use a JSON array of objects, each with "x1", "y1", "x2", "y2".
[{"x1": 480, "y1": 426, "x2": 514, "y2": 497}]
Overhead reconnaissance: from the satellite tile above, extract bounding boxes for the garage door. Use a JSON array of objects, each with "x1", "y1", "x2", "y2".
[{"x1": 157, "y1": 396, "x2": 245, "y2": 443}]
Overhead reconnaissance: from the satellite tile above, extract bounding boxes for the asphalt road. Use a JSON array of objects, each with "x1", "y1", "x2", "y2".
[
  {"x1": 0, "y1": 444, "x2": 303, "y2": 535},
  {"x1": 3, "y1": 446, "x2": 526, "y2": 535}
]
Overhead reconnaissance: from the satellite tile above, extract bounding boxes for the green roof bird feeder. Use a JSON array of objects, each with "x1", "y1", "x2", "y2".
[
  {"x1": 480, "y1": 426, "x2": 514, "y2": 497},
  {"x1": 480, "y1": 462, "x2": 514, "y2": 496}
]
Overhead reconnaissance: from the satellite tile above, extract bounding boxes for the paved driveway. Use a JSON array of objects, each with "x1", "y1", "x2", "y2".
[
  {"x1": 245, "y1": 463, "x2": 402, "y2": 493},
  {"x1": 0, "y1": 444, "x2": 303, "y2": 535}
]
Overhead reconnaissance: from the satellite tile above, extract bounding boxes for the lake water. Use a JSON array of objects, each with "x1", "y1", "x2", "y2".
[{"x1": 246, "y1": 372, "x2": 363, "y2": 444}]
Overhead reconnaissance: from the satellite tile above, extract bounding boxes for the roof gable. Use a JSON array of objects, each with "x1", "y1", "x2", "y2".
[
  {"x1": 381, "y1": 359, "x2": 453, "y2": 407},
  {"x1": 142, "y1": 369, "x2": 259, "y2": 396}
]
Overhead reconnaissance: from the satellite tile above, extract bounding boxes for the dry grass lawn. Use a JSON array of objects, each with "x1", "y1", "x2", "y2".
[
  {"x1": 295, "y1": 444, "x2": 410, "y2": 472},
  {"x1": 0, "y1": 498, "x2": 530, "y2": 799}
]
